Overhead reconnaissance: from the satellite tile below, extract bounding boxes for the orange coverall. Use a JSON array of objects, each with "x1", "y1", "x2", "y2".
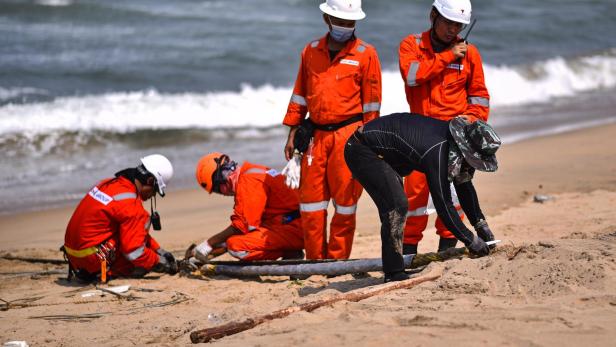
[
  {"x1": 225, "y1": 162, "x2": 304, "y2": 261},
  {"x1": 398, "y1": 30, "x2": 490, "y2": 245},
  {"x1": 64, "y1": 177, "x2": 162, "y2": 277},
  {"x1": 283, "y1": 34, "x2": 382, "y2": 259}
]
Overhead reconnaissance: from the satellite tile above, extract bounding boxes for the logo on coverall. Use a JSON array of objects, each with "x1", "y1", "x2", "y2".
[{"x1": 89, "y1": 187, "x2": 113, "y2": 205}]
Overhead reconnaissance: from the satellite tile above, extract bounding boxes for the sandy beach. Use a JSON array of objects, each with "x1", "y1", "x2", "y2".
[{"x1": 1, "y1": 124, "x2": 616, "y2": 346}]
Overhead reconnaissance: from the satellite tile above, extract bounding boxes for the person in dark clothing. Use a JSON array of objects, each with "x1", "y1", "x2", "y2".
[{"x1": 344, "y1": 112, "x2": 501, "y2": 282}]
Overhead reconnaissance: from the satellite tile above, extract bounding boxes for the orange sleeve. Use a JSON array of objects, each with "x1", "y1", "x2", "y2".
[
  {"x1": 283, "y1": 46, "x2": 309, "y2": 127},
  {"x1": 114, "y1": 201, "x2": 159, "y2": 270},
  {"x1": 463, "y1": 45, "x2": 490, "y2": 122},
  {"x1": 361, "y1": 47, "x2": 382, "y2": 123},
  {"x1": 148, "y1": 236, "x2": 161, "y2": 252},
  {"x1": 230, "y1": 174, "x2": 268, "y2": 234},
  {"x1": 399, "y1": 35, "x2": 456, "y2": 88}
]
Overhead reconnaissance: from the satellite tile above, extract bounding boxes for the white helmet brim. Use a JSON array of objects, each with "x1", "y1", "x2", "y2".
[{"x1": 319, "y1": 2, "x2": 366, "y2": 21}]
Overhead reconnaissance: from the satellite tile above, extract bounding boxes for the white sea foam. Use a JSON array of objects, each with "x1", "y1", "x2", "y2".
[
  {"x1": 0, "y1": 87, "x2": 48, "y2": 101},
  {"x1": 35, "y1": 0, "x2": 73, "y2": 7},
  {"x1": 1, "y1": 50, "x2": 615, "y2": 135}
]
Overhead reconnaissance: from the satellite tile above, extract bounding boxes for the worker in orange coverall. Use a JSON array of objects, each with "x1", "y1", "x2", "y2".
[
  {"x1": 63, "y1": 154, "x2": 177, "y2": 282},
  {"x1": 193, "y1": 152, "x2": 304, "y2": 262},
  {"x1": 398, "y1": 0, "x2": 490, "y2": 254},
  {"x1": 281, "y1": 0, "x2": 382, "y2": 260}
]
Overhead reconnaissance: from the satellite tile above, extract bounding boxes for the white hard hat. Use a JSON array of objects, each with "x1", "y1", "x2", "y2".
[
  {"x1": 140, "y1": 154, "x2": 173, "y2": 196},
  {"x1": 433, "y1": 0, "x2": 472, "y2": 25},
  {"x1": 319, "y1": 0, "x2": 366, "y2": 21}
]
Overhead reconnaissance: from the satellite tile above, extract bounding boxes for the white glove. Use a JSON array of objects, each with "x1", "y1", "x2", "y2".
[
  {"x1": 194, "y1": 240, "x2": 213, "y2": 262},
  {"x1": 281, "y1": 152, "x2": 302, "y2": 189}
]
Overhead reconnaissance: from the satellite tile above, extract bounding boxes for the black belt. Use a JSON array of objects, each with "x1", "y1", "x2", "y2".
[
  {"x1": 282, "y1": 210, "x2": 301, "y2": 224},
  {"x1": 312, "y1": 114, "x2": 363, "y2": 131}
]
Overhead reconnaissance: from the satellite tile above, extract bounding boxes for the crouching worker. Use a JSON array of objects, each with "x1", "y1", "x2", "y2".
[
  {"x1": 63, "y1": 154, "x2": 177, "y2": 282},
  {"x1": 193, "y1": 152, "x2": 304, "y2": 262},
  {"x1": 344, "y1": 113, "x2": 500, "y2": 282}
]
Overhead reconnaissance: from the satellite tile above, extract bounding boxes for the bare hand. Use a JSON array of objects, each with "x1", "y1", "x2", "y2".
[
  {"x1": 284, "y1": 127, "x2": 298, "y2": 161},
  {"x1": 451, "y1": 41, "x2": 467, "y2": 59}
]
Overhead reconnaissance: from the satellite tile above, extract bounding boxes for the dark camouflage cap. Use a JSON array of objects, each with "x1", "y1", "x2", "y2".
[{"x1": 449, "y1": 117, "x2": 501, "y2": 172}]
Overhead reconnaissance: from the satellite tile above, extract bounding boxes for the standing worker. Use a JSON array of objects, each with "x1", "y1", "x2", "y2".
[
  {"x1": 63, "y1": 154, "x2": 177, "y2": 282},
  {"x1": 398, "y1": 0, "x2": 490, "y2": 254},
  {"x1": 193, "y1": 153, "x2": 304, "y2": 261},
  {"x1": 282, "y1": 0, "x2": 382, "y2": 260}
]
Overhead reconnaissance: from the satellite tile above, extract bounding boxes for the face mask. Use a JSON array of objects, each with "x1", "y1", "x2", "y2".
[{"x1": 329, "y1": 18, "x2": 355, "y2": 43}]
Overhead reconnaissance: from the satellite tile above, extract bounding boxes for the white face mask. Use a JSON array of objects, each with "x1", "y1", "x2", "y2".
[{"x1": 328, "y1": 17, "x2": 355, "y2": 43}]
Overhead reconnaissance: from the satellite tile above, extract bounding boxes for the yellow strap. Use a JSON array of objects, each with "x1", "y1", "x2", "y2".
[{"x1": 64, "y1": 245, "x2": 98, "y2": 258}]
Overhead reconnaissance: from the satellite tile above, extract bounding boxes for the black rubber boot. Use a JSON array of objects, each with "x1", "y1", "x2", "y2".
[
  {"x1": 402, "y1": 243, "x2": 418, "y2": 255},
  {"x1": 384, "y1": 271, "x2": 410, "y2": 283},
  {"x1": 437, "y1": 237, "x2": 458, "y2": 252}
]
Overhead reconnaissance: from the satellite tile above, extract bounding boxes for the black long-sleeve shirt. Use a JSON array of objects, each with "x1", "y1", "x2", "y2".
[{"x1": 356, "y1": 112, "x2": 484, "y2": 245}]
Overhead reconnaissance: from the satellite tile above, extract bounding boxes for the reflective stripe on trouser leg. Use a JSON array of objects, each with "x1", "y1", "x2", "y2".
[
  {"x1": 326, "y1": 122, "x2": 363, "y2": 259},
  {"x1": 404, "y1": 172, "x2": 464, "y2": 244},
  {"x1": 403, "y1": 171, "x2": 431, "y2": 245}
]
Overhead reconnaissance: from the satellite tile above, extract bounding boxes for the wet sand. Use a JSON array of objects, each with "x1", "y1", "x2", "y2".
[{"x1": 1, "y1": 124, "x2": 615, "y2": 346}]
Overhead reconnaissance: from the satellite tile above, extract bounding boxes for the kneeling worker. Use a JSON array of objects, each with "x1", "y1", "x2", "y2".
[
  {"x1": 193, "y1": 153, "x2": 304, "y2": 261},
  {"x1": 63, "y1": 154, "x2": 177, "y2": 282},
  {"x1": 345, "y1": 113, "x2": 499, "y2": 282}
]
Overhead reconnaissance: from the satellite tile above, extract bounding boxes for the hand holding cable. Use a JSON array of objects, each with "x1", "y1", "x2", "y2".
[{"x1": 465, "y1": 233, "x2": 490, "y2": 257}]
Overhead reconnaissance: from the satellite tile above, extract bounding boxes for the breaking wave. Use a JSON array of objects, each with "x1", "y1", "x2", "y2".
[{"x1": 1, "y1": 48, "x2": 615, "y2": 156}]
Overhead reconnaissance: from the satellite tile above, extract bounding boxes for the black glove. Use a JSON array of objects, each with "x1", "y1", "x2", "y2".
[
  {"x1": 293, "y1": 118, "x2": 315, "y2": 153},
  {"x1": 466, "y1": 234, "x2": 490, "y2": 257},
  {"x1": 474, "y1": 219, "x2": 495, "y2": 243},
  {"x1": 153, "y1": 251, "x2": 178, "y2": 275},
  {"x1": 163, "y1": 252, "x2": 178, "y2": 275}
]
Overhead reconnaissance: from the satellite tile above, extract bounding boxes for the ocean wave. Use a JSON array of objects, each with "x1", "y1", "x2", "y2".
[
  {"x1": 34, "y1": 0, "x2": 73, "y2": 7},
  {"x1": 1, "y1": 49, "x2": 615, "y2": 139},
  {"x1": 486, "y1": 48, "x2": 616, "y2": 106},
  {"x1": 0, "y1": 87, "x2": 49, "y2": 102}
]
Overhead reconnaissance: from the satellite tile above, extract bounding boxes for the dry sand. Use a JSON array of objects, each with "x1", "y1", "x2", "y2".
[{"x1": 1, "y1": 124, "x2": 615, "y2": 346}]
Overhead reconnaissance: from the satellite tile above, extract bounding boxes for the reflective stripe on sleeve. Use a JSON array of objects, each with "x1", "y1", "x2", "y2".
[
  {"x1": 334, "y1": 203, "x2": 357, "y2": 215},
  {"x1": 248, "y1": 225, "x2": 258, "y2": 231},
  {"x1": 125, "y1": 244, "x2": 145, "y2": 261},
  {"x1": 407, "y1": 62, "x2": 419, "y2": 87},
  {"x1": 468, "y1": 96, "x2": 490, "y2": 107},
  {"x1": 113, "y1": 192, "x2": 137, "y2": 201},
  {"x1": 300, "y1": 201, "x2": 329, "y2": 212},
  {"x1": 290, "y1": 94, "x2": 307, "y2": 106},
  {"x1": 363, "y1": 102, "x2": 381, "y2": 113}
]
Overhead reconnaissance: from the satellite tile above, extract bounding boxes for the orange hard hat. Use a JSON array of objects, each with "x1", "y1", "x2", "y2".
[{"x1": 195, "y1": 152, "x2": 225, "y2": 193}]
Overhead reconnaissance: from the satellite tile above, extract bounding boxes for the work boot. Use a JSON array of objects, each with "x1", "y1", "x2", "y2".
[
  {"x1": 402, "y1": 243, "x2": 418, "y2": 255},
  {"x1": 281, "y1": 250, "x2": 305, "y2": 260},
  {"x1": 437, "y1": 237, "x2": 458, "y2": 252},
  {"x1": 384, "y1": 271, "x2": 410, "y2": 283}
]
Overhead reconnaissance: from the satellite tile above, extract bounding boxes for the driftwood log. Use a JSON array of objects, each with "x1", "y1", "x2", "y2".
[{"x1": 189, "y1": 266, "x2": 443, "y2": 343}]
